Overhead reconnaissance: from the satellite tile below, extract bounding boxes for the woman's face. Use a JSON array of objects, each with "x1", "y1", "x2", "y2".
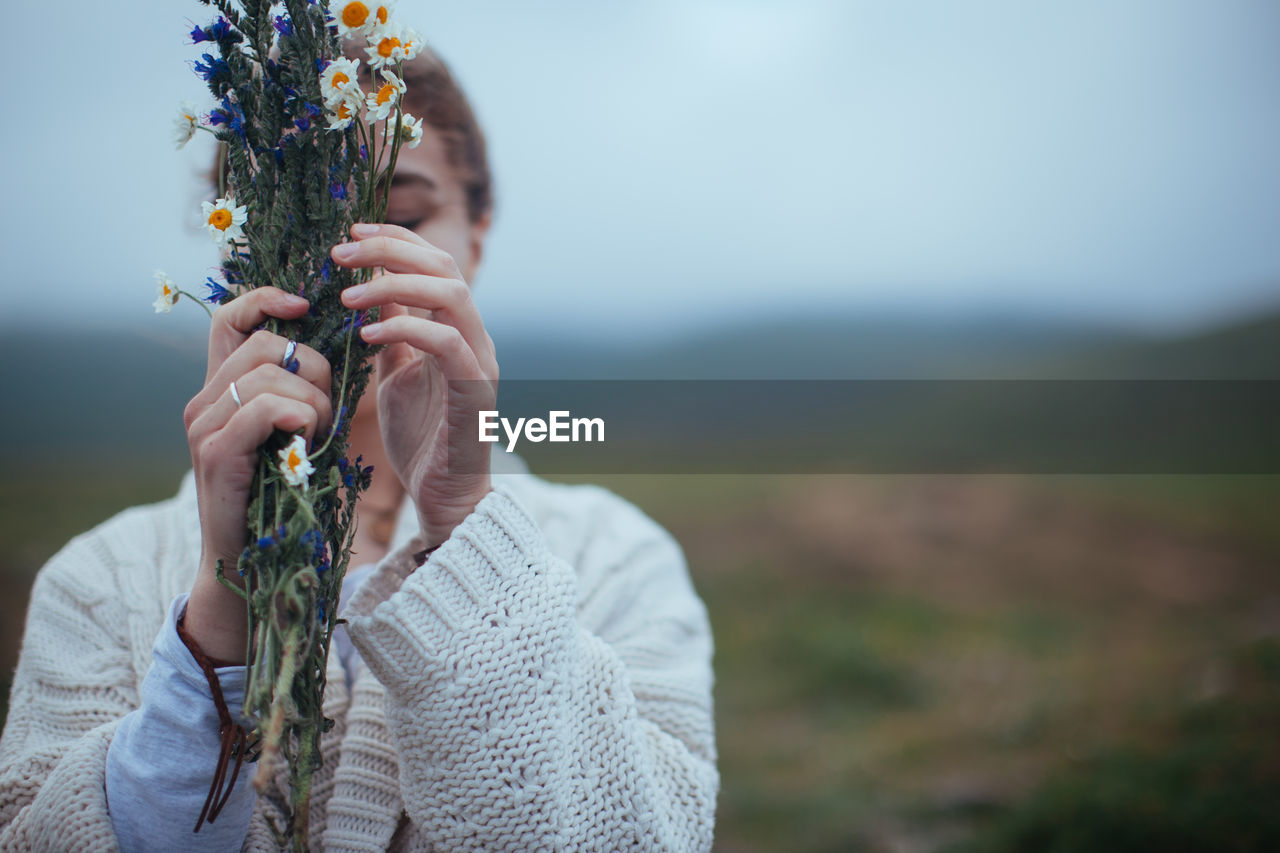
[{"x1": 382, "y1": 124, "x2": 489, "y2": 282}]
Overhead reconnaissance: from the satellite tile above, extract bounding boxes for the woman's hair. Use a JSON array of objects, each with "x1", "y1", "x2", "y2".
[{"x1": 207, "y1": 45, "x2": 495, "y2": 224}]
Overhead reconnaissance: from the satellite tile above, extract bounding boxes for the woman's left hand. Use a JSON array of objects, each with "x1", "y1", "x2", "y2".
[{"x1": 333, "y1": 222, "x2": 497, "y2": 547}]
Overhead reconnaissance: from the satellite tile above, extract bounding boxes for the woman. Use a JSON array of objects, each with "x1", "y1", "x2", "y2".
[{"x1": 0, "y1": 48, "x2": 717, "y2": 852}]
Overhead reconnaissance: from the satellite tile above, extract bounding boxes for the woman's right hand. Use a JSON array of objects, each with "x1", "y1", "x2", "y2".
[{"x1": 182, "y1": 287, "x2": 334, "y2": 663}]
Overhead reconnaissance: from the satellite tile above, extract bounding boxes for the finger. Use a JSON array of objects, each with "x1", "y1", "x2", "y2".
[
  {"x1": 350, "y1": 221, "x2": 432, "y2": 249},
  {"x1": 340, "y1": 273, "x2": 492, "y2": 371},
  {"x1": 330, "y1": 233, "x2": 460, "y2": 279},
  {"x1": 208, "y1": 287, "x2": 310, "y2": 377},
  {"x1": 360, "y1": 315, "x2": 490, "y2": 381},
  {"x1": 211, "y1": 330, "x2": 331, "y2": 398},
  {"x1": 189, "y1": 365, "x2": 333, "y2": 446},
  {"x1": 187, "y1": 331, "x2": 331, "y2": 427},
  {"x1": 196, "y1": 395, "x2": 320, "y2": 469},
  {"x1": 369, "y1": 302, "x2": 417, "y2": 379}
]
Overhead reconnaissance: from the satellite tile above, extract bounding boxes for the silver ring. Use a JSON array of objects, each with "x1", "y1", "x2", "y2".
[
  {"x1": 229, "y1": 381, "x2": 243, "y2": 409},
  {"x1": 282, "y1": 340, "x2": 297, "y2": 367}
]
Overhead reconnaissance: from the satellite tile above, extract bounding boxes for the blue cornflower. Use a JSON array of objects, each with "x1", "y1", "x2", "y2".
[
  {"x1": 204, "y1": 277, "x2": 233, "y2": 305},
  {"x1": 320, "y1": 259, "x2": 333, "y2": 282},
  {"x1": 294, "y1": 116, "x2": 312, "y2": 132},
  {"x1": 273, "y1": 15, "x2": 293, "y2": 36},
  {"x1": 193, "y1": 53, "x2": 230, "y2": 84},
  {"x1": 209, "y1": 97, "x2": 246, "y2": 139},
  {"x1": 359, "y1": 144, "x2": 368, "y2": 160},
  {"x1": 329, "y1": 180, "x2": 348, "y2": 200},
  {"x1": 190, "y1": 24, "x2": 212, "y2": 44}
]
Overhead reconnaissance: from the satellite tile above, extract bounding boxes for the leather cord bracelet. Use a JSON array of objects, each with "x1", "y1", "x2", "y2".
[
  {"x1": 175, "y1": 611, "x2": 257, "y2": 833},
  {"x1": 175, "y1": 544, "x2": 438, "y2": 833}
]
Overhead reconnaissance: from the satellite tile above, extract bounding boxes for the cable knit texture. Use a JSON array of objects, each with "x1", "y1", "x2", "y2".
[{"x1": 0, "y1": 464, "x2": 718, "y2": 851}]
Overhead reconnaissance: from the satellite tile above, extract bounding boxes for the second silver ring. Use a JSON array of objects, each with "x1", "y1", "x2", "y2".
[
  {"x1": 282, "y1": 339, "x2": 298, "y2": 367},
  {"x1": 229, "y1": 380, "x2": 243, "y2": 409}
]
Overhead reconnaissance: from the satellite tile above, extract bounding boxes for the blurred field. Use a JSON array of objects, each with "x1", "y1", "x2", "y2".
[
  {"x1": 3, "y1": 465, "x2": 1278, "y2": 851},
  {"x1": 581, "y1": 473, "x2": 1280, "y2": 852}
]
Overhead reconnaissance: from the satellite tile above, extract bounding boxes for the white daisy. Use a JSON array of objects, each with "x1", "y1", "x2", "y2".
[
  {"x1": 326, "y1": 91, "x2": 363, "y2": 131},
  {"x1": 319, "y1": 57, "x2": 363, "y2": 107},
  {"x1": 153, "y1": 270, "x2": 180, "y2": 314},
  {"x1": 384, "y1": 112, "x2": 423, "y2": 149},
  {"x1": 368, "y1": 1, "x2": 396, "y2": 31},
  {"x1": 278, "y1": 434, "x2": 314, "y2": 487},
  {"x1": 364, "y1": 23, "x2": 422, "y2": 70},
  {"x1": 201, "y1": 197, "x2": 248, "y2": 245},
  {"x1": 365, "y1": 71, "x2": 405, "y2": 121},
  {"x1": 333, "y1": 1, "x2": 378, "y2": 39},
  {"x1": 173, "y1": 101, "x2": 201, "y2": 149}
]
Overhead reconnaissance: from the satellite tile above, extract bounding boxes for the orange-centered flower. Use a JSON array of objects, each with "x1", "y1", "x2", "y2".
[
  {"x1": 335, "y1": 1, "x2": 377, "y2": 38},
  {"x1": 320, "y1": 58, "x2": 362, "y2": 107},
  {"x1": 173, "y1": 101, "x2": 200, "y2": 149},
  {"x1": 201, "y1": 197, "x2": 248, "y2": 245},
  {"x1": 341, "y1": 2, "x2": 368, "y2": 28},
  {"x1": 153, "y1": 270, "x2": 180, "y2": 314},
  {"x1": 278, "y1": 434, "x2": 315, "y2": 487},
  {"x1": 365, "y1": 71, "x2": 404, "y2": 120},
  {"x1": 365, "y1": 22, "x2": 420, "y2": 69}
]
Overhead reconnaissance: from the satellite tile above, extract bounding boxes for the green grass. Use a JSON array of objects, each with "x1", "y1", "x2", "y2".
[
  {"x1": 3, "y1": 467, "x2": 1278, "y2": 851},
  {"x1": 952, "y1": 638, "x2": 1280, "y2": 853}
]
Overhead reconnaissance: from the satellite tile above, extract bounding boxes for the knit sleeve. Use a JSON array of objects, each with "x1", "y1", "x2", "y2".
[
  {"x1": 344, "y1": 486, "x2": 718, "y2": 852},
  {"x1": 0, "y1": 534, "x2": 135, "y2": 852}
]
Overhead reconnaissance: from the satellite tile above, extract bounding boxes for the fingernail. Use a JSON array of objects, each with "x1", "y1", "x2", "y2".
[
  {"x1": 332, "y1": 243, "x2": 356, "y2": 261},
  {"x1": 360, "y1": 322, "x2": 383, "y2": 338},
  {"x1": 286, "y1": 293, "x2": 308, "y2": 305},
  {"x1": 351, "y1": 223, "x2": 379, "y2": 237},
  {"x1": 342, "y1": 284, "x2": 367, "y2": 302}
]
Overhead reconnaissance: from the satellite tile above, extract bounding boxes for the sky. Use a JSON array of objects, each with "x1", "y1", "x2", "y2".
[{"x1": 3, "y1": 0, "x2": 1280, "y2": 341}]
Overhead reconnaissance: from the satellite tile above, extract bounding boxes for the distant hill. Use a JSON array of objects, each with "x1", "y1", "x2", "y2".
[
  {"x1": 1047, "y1": 312, "x2": 1280, "y2": 378},
  {"x1": 2, "y1": 308, "x2": 1276, "y2": 461},
  {"x1": 497, "y1": 312, "x2": 1147, "y2": 379}
]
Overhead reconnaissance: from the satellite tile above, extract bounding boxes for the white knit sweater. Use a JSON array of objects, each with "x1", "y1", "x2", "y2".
[{"x1": 0, "y1": 459, "x2": 718, "y2": 851}]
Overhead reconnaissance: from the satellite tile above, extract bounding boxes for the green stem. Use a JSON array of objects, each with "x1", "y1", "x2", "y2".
[
  {"x1": 214, "y1": 559, "x2": 249, "y2": 600},
  {"x1": 216, "y1": 141, "x2": 227, "y2": 200},
  {"x1": 177, "y1": 289, "x2": 214, "y2": 319},
  {"x1": 307, "y1": 313, "x2": 358, "y2": 461}
]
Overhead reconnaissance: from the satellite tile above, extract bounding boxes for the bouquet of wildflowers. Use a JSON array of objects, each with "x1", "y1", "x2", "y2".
[{"x1": 157, "y1": 1, "x2": 424, "y2": 847}]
